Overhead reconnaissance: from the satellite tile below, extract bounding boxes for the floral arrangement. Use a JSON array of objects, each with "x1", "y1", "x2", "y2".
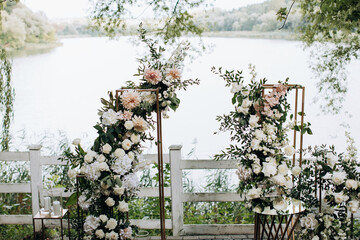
[
  {"x1": 213, "y1": 66, "x2": 305, "y2": 214},
  {"x1": 292, "y1": 144, "x2": 360, "y2": 239},
  {"x1": 62, "y1": 26, "x2": 199, "y2": 240}
]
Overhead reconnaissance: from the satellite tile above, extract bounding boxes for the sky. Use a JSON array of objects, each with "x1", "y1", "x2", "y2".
[{"x1": 23, "y1": 0, "x2": 268, "y2": 19}]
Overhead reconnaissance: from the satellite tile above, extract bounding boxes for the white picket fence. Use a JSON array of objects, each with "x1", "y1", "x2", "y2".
[{"x1": 0, "y1": 145, "x2": 253, "y2": 236}]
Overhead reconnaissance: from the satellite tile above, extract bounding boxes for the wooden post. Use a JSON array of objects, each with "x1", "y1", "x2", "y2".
[
  {"x1": 29, "y1": 145, "x2": 42, "y2": 232},
  {"x1": 169, "y1": 145, "x2": 183, "y2": 237}
]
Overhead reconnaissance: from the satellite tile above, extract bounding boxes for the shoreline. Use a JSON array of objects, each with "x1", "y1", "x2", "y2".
[
  {"x1": 9, "y1": 31, "x2": 297, "y2": 58},
  {"x1": 9, "y1": 42, "x2": 63, "y2": 58}
]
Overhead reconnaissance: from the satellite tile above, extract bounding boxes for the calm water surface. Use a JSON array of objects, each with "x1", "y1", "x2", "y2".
[{"x1": 11, "y1": 37, "x2": 360, "y2": 161}]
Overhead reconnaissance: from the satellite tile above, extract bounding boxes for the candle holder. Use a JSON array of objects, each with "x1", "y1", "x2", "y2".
[{"x1": 48, "y1": 187, "x2": 64, "y2": 217}]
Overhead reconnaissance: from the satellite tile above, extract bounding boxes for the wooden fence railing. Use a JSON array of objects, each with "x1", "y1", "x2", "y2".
[{"x1": 0, "y1": 145, "x2": 252, "y2": 236}]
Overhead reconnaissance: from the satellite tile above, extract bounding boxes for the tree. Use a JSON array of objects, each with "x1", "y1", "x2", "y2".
[
  {"x1": 89, "y1": 0, "x2": 207, "y2": 43},
  {"x1": 0, "y1": 0, "x2": 16, "y2": 151},
  {"x1": 278, "y1": 0, "x2": 360, "y2": 113}
]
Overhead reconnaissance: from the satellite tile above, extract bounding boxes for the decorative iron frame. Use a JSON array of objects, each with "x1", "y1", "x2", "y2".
[
  {"x1": 253, "y1": 84, "x2": 306, "y2": 240},
  {"x1": 115, "y1": 88, "x2": 166, "y2": 240}
]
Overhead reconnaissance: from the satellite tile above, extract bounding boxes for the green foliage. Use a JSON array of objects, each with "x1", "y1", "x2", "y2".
[
  {"x1": 89, "y1": 0, "x2": 206, "y2": 43},
  {"x1": 0, "y1": 48, "x2": 14, "y2": 151},
  {"x1": 0, "y1": 2, "x2": 56, "y2": 50},
  {"x1": 280, "y1": 0, "x2": 360, "y2": 113}
]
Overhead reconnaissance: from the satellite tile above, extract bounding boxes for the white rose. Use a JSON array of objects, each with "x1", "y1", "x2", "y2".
[
  {"x1": 106, "y1": 231, "x2": 119, "y2": 240},
  {"x1": 312, "y1": 236, "x2": 320, "y2": 240},
  {"x1": 99, "y1": 214, "x2": 108, "y2": 222},
  {"x1": 254, "y1": 129, "x2": 265, "y2": 140},
  {"x1": 113, "y1": 185, "x2": 125, "y2": 195},
  {"x1": 122, "y1": 139, "x2": 132, "y2": 151},
  {"x1": 326, "y1": 152, "x2": 338, "y2": 168},
  {"x1": 124, "y1": 121, "x2": 134, "y2": 130},
  {"x1": 251, "y1": 138, "x2": 261, "y2": 150},
  {"x1": 249, "y1": 115, "x2": 259, "y2": 128},
  {"x1": 102, "y1": 143, "x2": 112, "y2": 154},
  {"x1": 98, "y1": 162, "x2": 110, "y2": 172},
  {"x1": 333, "y1": 191, "x2": 349, "y2": 204},
  {"x1": 272, "y1": 174, "x2": 286, "y2": 186},
  {"x1": 118, "y1": 201, "x2": 129, "y2": 212},
  {"x1": 284, "y1": 145, "x2": 295, "y2": 156},
  {"x1": 127, "y1": 151, "x2": 135, "y2": 160},
  {"x1": 291, "y1": 166, "x2": 302, "y2": 176},
  {"x1": 278, "y1": 164, "x2": 289, "y2": 175},
  {"x1": 332, "y1": 171, "x2": 347, "y2": 185},
  {"x1": 236, "y1": 106, "x2": 249, "y2": 114},
  {"x1": 323, "y1": 215, "x2": 334, "y2": 229},
  {"x1": 95, "y1": 229, "x2": 105, "y2": 239},
  {"x1": 105, "y1": 197, "x2": 115, "y2": 207},
  {"x1": 72, "y1": 138, "x2": 81, "y2": 145},
  {"x1": 252, "y1": 164, "x2": 262, "y2": 174},
  {"x1": 300, "y1": 213, "x2": 318, "y2": 229},
  {"x1": 246, "y1": 187, "x2": 262, "y2": 199},
  {"x1": 348, "y1": 200, "x2": 359, "y2": 213},
  {"x1": 130, "y1": 134, "x2": 140, "y2": 144},
  {"x1": 67, "y1": 169, "x2": 77, "y2": 178},
  {"x1": 345, "y1": 179, "x2": 358, "y2": 190},
  {"x1": 241, "y1": 98, "x2": 252, "y2": 108},
  {"x1": 84, "y1": 154, "x2": 94, "y2": 163},
  {"x1": 114, "y1": 148, "x2": 125, "y2": 158},
  {"x1": 102, "y1": 109, "x2": 118, "y2": 126},
  {"x1": 105, "y1": 218, "x2": 117, "y2": 230},
  {"x1": 262, "y1": 162, "x2": 277, "y2": 177},
  {"x1": 97, "y1": 154, "x2": 106, "y2": 163},
  {"x1": 273, "y1": 197, "x2": 288, "y2": 211}
]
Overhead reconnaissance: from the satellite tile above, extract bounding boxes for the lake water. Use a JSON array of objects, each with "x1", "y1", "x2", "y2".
[{"x1": 11, "y1": 37, "x2": 360, "y2": 162}]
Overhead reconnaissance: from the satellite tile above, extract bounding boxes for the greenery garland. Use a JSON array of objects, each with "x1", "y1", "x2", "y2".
[{"x1": 62, "y1": 27, "x2": 199, "y2": 239}]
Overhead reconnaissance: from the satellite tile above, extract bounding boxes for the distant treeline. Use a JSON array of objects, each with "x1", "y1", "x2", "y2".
[
  {"x1": 1, "y1": 0, "x2": 303, "y2": 45},
  {"x1": 195, "y1": 0, "x2": 302, "y2": 32},
  {"x1": 55, "y1": 0, "x2": 302, "y2": 37},
  {"x1": 0, "y1": 2, "x2": 56, "y2": 49}
]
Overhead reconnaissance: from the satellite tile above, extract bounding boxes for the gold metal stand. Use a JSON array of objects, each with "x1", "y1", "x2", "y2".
[
  {"x1": 116, "y1": 88, "x2": 166, "y2": 240},
  {"x1": 33, "y1": 209, "x2": 70, "y2": 240}
]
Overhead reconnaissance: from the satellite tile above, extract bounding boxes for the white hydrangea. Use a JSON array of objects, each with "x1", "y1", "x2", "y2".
[
  {"x1": 122, "y1": 173, "x2": 140, "y2": 191},
  {"x1": 83, "y1": 215, "x2": 100, "y2": 234},
  {"x1": 84, "y1": 162, "x2": 101, "y2": 181},
  {"x1": 78, "y1": 193, "x2": 92, "y2": 210},
  {"x1": 111, "y1": 155, "x2": 132, "y2": 176}
]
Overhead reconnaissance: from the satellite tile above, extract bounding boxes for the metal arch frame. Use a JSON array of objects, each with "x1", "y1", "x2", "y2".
[
  {"x1": 255, "y1": 84, "x2": 306, "y2": 240},
  {"x1": 116, "y1": 88, "x2": 166, "y2": 240},
  {"x1": 261, "y1": 84, "x2": 305, "y2": 167}
]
